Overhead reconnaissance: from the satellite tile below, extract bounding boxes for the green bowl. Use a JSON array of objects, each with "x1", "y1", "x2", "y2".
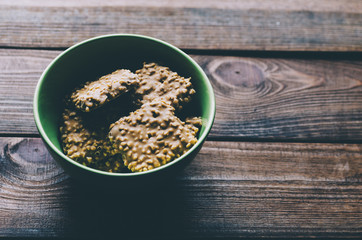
[{"x1": 33, "y1": 34, "x2": 215, "y2": 187}]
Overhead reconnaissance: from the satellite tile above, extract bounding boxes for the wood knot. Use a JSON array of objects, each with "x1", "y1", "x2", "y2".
[
  {"x1": 1, "y1": 138, "x2": 67, "y2": 185},
  {"x1": 212, "y1": 60, "x2": 264, "y2": 88}
]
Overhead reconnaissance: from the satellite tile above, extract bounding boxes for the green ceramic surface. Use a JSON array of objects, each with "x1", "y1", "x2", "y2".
[{"x1": 33, "y1": 34, "x2": 215, "y2": 186}]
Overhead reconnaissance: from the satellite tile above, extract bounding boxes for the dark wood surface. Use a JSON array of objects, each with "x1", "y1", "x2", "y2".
[
  {"x1": 1, "y1": 138, "x2": 361, "y2": 238},
  {"x1": 1, "y1": 0, "x2": 362, "y2": 51},
  {"x1": 0, "y1": 0, "x2": 361, "y2": 239}
]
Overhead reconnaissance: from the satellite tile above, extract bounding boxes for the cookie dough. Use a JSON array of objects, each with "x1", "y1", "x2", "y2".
[
  {"x1": 71, "y1": 69, "x2": 139, "y2": 112},
  {"x1": 60, "y1": 63, "x2": 201, "y2": 173},
  {"x1": 135, "y1": 62, "x2": 195, "y2": 110},
  {"x1": 109, "y1": 100, "x2": 199, "y2": 172},
  {"x1": 60, "y1": 108, "x2": 126, "y2": 173}
]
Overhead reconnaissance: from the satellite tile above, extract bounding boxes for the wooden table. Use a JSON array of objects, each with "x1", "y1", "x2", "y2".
[{"x1": 0, "y1": 0, "x2": 361, "y2": 239}]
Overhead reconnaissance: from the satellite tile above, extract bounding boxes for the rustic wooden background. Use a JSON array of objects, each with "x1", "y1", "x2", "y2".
[{"x1": 0, "y1": 0, "x2": 361, "y2": 239}]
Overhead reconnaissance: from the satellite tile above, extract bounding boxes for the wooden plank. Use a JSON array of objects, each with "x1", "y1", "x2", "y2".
[
  {"x1": 0, "y1": 138, "x2": 361, "y2": 238},
  {"x1": 0, "y1": 49, "x2": 54, "y2": 134},
  {"x1": 1, "y1": 49, "x2": 362, "y2": 142},
  {"x1": 195, "y1": 55, "x2": 362, "y2": 142},
  {"x1": 0, "y1": 2, "x2": 361, "y2": 51},
  {"x1": 2, "y1": 0, "x2": 362, "y2": 13}
]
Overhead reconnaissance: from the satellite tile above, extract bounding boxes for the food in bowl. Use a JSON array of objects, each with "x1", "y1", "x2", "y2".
[
  {"x1": 71, "y1": 69, "x2": 139, "y2": 112},
  {"x1": 59, "y1": 62, "x2": 201, "y2": 173}
]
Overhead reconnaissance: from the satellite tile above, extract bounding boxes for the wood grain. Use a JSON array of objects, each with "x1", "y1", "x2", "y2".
[
  {"x1": 0, "y1": 3, "x2": 361, "y2": 51},
  {"x1": 195, "y1": 55, "x2": 362, "y2": 142},
  {"x1": 2, "y1": 0, "x2": 362, "y2": 13},
  {"x1": 0, "y1": 49, "x2": 54, "y2": 134},
  {"x1": 0, "y1": 137, "x2": 361, "y2": 238},
  {"x1": 1, "y1": 1, "x2": 361, "y2": 239},
  {"x1": 1, "y1": 49, "x2": 362, "y2": 142}
]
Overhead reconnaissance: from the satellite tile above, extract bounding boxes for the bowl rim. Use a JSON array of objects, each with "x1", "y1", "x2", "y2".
[{"x1": 33, "y1": 33, "x2": 216, "y2": 177}]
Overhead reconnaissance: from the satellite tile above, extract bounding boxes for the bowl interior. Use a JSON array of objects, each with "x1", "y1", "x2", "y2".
[{"x1": 35, "y1": 34, "x2": 215, "y2": 175}]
